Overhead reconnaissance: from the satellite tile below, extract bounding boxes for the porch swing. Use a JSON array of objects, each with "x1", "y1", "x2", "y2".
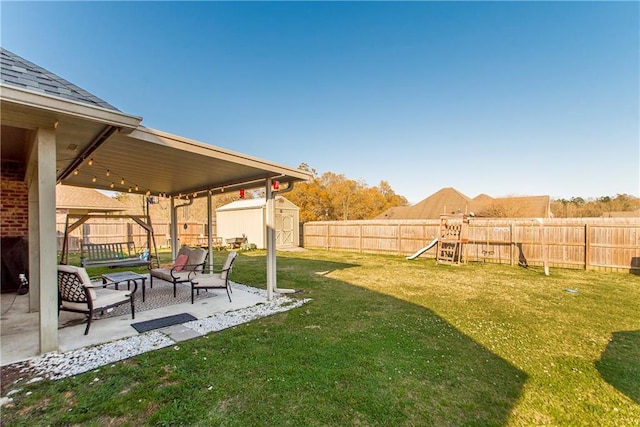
[{"x1": 59, "y1": 213, "x2": 160, "y2": 270}]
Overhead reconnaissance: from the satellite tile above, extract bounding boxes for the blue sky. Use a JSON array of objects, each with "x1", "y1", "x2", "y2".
[{"x1": 2, "y1": 1, "x2": 638, "y2": 204}]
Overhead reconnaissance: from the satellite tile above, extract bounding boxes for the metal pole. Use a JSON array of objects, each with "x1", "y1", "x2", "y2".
[
  {"x1": 170, "y1": 196, "x2": 177, "y2": 260},
  {"x1": 207, "y1": 192, "x2": 213, "y2": 272},
  {"x1": 266, "y1": 178, "x2": 275, "y2": 300}
]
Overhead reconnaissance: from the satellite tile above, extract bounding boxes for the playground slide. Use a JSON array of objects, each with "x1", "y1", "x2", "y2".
[{"x1": 406, "y1": 238, "x2": 439, "y2": 260}]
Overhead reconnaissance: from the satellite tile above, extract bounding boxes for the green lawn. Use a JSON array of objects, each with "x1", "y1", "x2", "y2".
[{"x1": 2, "y1": 249, "x2": 639, "y2": 426}]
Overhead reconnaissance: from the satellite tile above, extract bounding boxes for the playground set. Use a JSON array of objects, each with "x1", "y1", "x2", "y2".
[
  {"x1": 407, "y1": 214, "x2": 550, "y2": 274},
  {"x1": 407, "y1": 214, "x2": 470, "y2": 265}
]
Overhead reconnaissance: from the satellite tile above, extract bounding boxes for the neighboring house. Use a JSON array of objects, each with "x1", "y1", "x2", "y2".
[
  {"x1": 56, "y1": 184, "x2": 127, "y2": 216},
  {"x1": 376, "y1": 187, "x2": 551, "y2": 219},
  {"x1": 216, "y1": 196, "x2": 300, "y2": 249}
]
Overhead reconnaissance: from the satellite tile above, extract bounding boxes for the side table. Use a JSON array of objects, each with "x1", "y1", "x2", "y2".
[{"x1": 102, "y1": 271, "x2": 147, "y2": 302}]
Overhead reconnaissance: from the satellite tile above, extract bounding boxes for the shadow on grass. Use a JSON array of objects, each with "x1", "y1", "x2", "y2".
[
  {"x1": 596, "y1": 330, "x2": 640, "y2": 403},
  {"x1": 232, "y1": 253, "x2": 527, "y2": 426},
  {"x1": 0, "y1": 252, "x2": 528, "y2": 426}
]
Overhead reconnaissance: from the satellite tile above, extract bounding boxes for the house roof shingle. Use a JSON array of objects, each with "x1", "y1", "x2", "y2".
[
  {"x1": 376, "y1": 188, "x2": 551, "y2": 219},
  {"x1": 0, "y1": 48, "x2": 119, "y2": 111},
  {"x1": 56, "y1": 185, "x2": 127, "y2": 213}
]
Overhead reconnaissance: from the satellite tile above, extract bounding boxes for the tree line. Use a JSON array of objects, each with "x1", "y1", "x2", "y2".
[{"x1": 550, "y1": 194, "x2": 640, "y2": 218}]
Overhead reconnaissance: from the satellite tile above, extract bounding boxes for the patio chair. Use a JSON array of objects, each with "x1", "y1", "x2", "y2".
[
  {"x1": 57, "y1": 265, "x2": 135, "y2": 335},
  {"x1": 190, "y1": 251, "x2": 238, "y2": 303},
  {"x1": 149, "y1": 246, "x2": 208, "y2": 297}
]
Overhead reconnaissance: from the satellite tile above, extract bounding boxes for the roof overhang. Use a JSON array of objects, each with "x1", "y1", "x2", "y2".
[
  {"x1": 58, "y1": 126, "x2": 312, "y2": 198},
  {"x1": 1, "y1": 84, "x2": 312, "y2": 197},
  {"x1": 0, "y1": 84, "x2": 142, "y2": 131}
]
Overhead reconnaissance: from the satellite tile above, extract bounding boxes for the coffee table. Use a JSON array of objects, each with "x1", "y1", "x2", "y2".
[{"x1": 101, "y1": 271, "x2": 147, "y2": 302}]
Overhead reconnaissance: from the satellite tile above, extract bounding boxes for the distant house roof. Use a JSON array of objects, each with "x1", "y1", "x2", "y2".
[
  {"x1": 56, "y1": 185, "x2": 127, "y2": 213},
  {"x1": 0, "y1": 47, "x2": 119, "y2": 111},
  {"x1": 376, "y1": 187, "x2": 551, "y2": 219},
  {"x1": 376, "y1": 187, "x2": 471, "y2": 219}
]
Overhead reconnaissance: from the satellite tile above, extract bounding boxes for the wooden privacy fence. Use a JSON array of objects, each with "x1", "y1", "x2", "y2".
[
  {"x1": 303, "y1": 218, "x2": 640, "y2": 273},
  {"x1": 57, "y1": 221, "x2": 210, "y2": 252}
]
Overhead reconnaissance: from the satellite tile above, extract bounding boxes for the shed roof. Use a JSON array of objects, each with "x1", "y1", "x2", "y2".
[{"x1": 216, "y1": 196, "x2": 298, "y2": 212}]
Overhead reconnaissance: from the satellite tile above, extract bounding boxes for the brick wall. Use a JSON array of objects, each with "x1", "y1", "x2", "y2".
[{"x1": 1, "y1": 160, "x2": 28, "y2": 238}]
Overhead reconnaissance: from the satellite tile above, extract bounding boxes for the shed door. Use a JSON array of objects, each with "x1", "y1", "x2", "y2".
[{"x1": 276, "y1": 214, "x2": 294, "y2": 246}]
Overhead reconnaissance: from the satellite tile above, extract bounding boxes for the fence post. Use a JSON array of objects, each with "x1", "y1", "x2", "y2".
[
  {"x1": 510, "y1": 223, "x2": 515, "y2": 266},
  {"x1": 325, "y1": 223, "x2": 329, "y2": 249},
  {"x1": 359, "y1": 222, "x2": 363, "y2": 253},
  {"x1": 584, "y1": 223, "x2": 590, "y2": 270}
]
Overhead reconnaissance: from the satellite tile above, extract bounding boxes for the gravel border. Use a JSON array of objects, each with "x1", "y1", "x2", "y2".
[{"x1": 1, "y1": 284, "x2": 310, "y2": 405}]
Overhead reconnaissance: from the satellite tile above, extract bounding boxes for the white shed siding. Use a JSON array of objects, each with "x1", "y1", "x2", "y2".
[
  {"x1": 216, "y1": 206, "x2": 266, "y2": 248},
  {"x1": 216, "y1": 196, "x2": 300, "y2": 249}
]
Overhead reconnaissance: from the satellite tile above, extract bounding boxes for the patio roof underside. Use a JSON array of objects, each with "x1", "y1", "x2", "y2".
[
  {"x1": 1, "y1": 89, "x2": 310, "y2": 197},
  {"x1": 60, "y1": 126, "x2": 310, "y2": 198}
]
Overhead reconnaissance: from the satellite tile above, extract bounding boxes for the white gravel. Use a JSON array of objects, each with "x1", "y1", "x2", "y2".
[{"x1": 2, "y1": 284, "x2": 310, "y2": 403}]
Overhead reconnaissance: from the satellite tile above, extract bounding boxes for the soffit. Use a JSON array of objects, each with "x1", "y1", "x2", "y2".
[{"x1": 58, "y1": 126, "x2": 312, "y2": 197}]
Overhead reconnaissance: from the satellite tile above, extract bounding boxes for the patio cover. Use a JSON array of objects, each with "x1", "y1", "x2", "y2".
[{"x1": 1, "y1": 48, "x2": 311, "y2": 355}]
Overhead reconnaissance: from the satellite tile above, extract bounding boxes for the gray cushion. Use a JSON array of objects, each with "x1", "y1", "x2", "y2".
[{"x1": 184, "y1": 248, "x2": 207, "y2": 272}]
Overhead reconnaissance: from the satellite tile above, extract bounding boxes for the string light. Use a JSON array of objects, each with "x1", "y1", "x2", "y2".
[
  {"x1": 88, "y1": 158, "x2": 93, "y2": 166},
  {"x1": 92, "y1": 176, "x2": 97, "y2": 182},
  {"x1": 135, "y1": 185, "x2": 139, "y2": 191},
  {"x1": 73, "y1": 169, "x2": 79, "y2": 175},
  {"x1": 128, "y1": 187, "x2": 132, "y2": 193},
  {"x1": 110, "y1": 182, "x2": 115, "y2": 189},
  {"x1": 105, "y1": 170, "x2": 110, "y2": 177},
  {"x1": 120, "y1": 178, "x2": 125, "y2": 185}
]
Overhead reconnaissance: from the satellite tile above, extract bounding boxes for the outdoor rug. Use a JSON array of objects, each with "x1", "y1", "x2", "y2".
[
  {"x1": 58, "y1": 277, "x2": 224, "y2": 330},
  {"x1": 131, "y1": 313, "x2": 197, "y2": 333}
]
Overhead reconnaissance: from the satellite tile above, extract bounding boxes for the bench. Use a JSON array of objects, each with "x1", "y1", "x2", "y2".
[{"x1": 80, "y1": 242, "x2": 150, "y2": 269}]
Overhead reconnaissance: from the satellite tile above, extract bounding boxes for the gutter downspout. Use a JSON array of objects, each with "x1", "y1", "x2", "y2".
[{"x1": 266, "y1": 178, "x2": 296, "y2": 300}]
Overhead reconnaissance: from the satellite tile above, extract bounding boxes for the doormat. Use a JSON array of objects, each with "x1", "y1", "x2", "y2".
[{"x1": 131, "y1": 313, "x2": 198, "y2": 333}]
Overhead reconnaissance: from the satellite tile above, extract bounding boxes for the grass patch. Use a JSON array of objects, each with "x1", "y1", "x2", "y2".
[{"x1": 3, "y1": 250, "x2": 639, "y2": 426}]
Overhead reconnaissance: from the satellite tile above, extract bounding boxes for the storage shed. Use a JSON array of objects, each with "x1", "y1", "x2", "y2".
[{"x1": 216, "y1": 196, "x2": 300, "y2": 249}]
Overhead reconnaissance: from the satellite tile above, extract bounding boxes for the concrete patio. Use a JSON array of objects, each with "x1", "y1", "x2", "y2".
[{"x1": 1, "y1": 276, "x2": 270, "y2": 367}]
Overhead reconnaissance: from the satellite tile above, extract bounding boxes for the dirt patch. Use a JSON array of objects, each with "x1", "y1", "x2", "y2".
[{"x1": 1, "y1": 361, "x2": 39, "y2": 397}]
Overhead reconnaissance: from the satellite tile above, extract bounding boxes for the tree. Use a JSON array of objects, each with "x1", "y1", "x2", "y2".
[
  {"x1": 550, "y1": 194, "x2": 640, "y2": 218},
  {"x1": 286, "y1": 166, "x2": 408, "y2": 221}
]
